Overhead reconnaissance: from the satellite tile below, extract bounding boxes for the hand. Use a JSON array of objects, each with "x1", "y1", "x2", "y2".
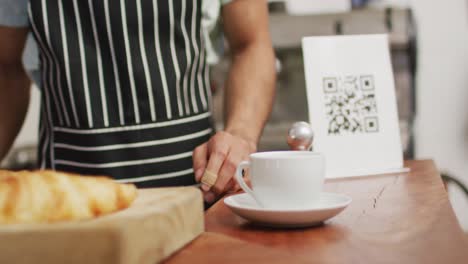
[{"x1": 193, "y1": 131, "x2": 256, "y2": 203}]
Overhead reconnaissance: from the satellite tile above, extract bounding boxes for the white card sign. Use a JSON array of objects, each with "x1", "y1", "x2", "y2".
[{"x1": 302, "y1": 34, "x2": 405, "y2": 178}]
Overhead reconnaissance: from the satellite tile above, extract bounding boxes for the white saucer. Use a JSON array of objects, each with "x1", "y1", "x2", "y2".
[{"x1": 224, "y1": 192, "x2": 352, "y2": 228}]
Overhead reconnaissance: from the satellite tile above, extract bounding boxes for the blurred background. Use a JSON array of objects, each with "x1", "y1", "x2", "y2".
[{"x1": 3, "y1": 0, "x2": 468, "y2": 230}]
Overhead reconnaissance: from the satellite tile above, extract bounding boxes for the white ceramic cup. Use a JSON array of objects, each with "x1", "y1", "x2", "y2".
[{"x1": 235, "y1": 151, "x2": 325, "y2": 210}]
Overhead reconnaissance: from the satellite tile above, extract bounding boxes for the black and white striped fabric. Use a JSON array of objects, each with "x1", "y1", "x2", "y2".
[{"x1": 28, "y1": 0, "x2": 213, "y2": 187}]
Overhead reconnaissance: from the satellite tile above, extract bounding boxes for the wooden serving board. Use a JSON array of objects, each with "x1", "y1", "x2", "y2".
[{"x1": 0, "y1": 187, "x2": 204, "y2": 264}]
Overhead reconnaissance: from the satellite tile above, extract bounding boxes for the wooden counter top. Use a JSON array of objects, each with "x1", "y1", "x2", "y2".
[{"x1": 167, "y1": 160, "x2": 468, "y2": 264}]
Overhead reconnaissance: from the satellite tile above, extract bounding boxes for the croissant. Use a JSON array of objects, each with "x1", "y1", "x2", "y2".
[{"x1": 0, "y1": 170, "x2": 137, "y2": 224}]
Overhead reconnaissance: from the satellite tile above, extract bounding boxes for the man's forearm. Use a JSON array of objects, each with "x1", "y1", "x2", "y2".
[
  {"x1": 193, "y1": 1, "x2": 274, "y2": 197},
  {"x1": 223, "y1": 41, "x2": 276, "y2": 146},
  {"x1": 0, "y1": 64, "x2": 31, "y2": 161}
]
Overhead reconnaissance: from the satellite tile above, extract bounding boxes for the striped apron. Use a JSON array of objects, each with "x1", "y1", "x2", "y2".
[{"x1": 27, "y1": 0, "x2": 213, "y2": 187}]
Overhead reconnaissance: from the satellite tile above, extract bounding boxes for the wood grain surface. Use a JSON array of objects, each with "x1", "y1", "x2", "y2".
[
  {"x1": 164, "y1": 232, "x2": 310, "y2": 264},
  {"x1": 203, "y1": 160, "x2": 468, "y2": 264},
  {"x1": 0, "y1": 187, "x2": 204, "y2": 264}
]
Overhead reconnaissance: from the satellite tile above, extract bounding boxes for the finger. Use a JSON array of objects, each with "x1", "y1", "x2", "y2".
[
  {"x1": 213, "y1": 149, "x2": 243, "y2": 195},
  {"x1": 231, "y1": 173, "x2": 244, "y2": 192},
  {"x1": 207, "y1": 180, "x2": 236, "y2": 204},
  {"x1": 205, "y1": 179, "x2": 236, "y2": 204},
  {"x1": 231, "y1": 149, "x2": 251, "y2": 191},
  {"x1": 244, "y1": 174, "x2": 252, "y2": 188},
  {"x1": 231, "y1": 170, "x2": 251, "y2": 193},
  {"x1": 203, "y1": 135, "x2": 230, "y2": 191},
  {"x1": 192, "y1": 143, "x2": 208, "y2": 182},
  {"x1": 203, "y1": 191, "x2": 216, "y2": 204},
  {"x1": 225, "y1": 178, "x2": 239, "y2": 194}
]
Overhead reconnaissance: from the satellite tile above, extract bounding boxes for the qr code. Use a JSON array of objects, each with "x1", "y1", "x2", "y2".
[{"x1": 323, "y1": 75, "x2": 379, "y2": 135}]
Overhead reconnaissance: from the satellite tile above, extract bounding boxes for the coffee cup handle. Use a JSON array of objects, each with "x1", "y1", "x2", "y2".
[{"x1": 235, "y1": 161, "x2": 263, "y2": 207}]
